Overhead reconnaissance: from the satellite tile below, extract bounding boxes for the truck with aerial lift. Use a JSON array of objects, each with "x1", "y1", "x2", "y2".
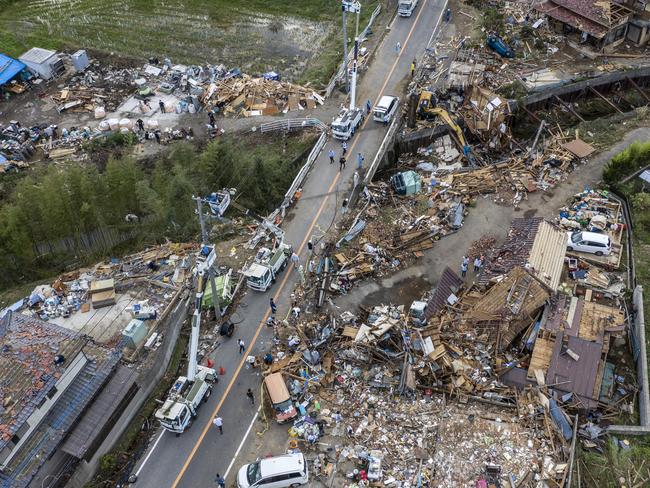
[
  {"x1": 331, "y1": 37, "x2": 364, "y2": 141},
  {"x1": 227, "y1": 201, "x2": 293, "y2": 292},
  {"x1": 154, "y1": 243, "x2": 218, "y2": 434},
  {"x1": 155, "y1": 196, "x2": 237, "y2": 435}
]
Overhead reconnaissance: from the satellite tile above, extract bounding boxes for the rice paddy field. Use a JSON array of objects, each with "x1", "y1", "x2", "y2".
[{"x1": 0, "y1": 0, "x2": 382, "y2": 84}]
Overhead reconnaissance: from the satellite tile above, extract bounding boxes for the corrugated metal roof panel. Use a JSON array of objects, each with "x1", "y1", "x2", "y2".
[{"x1": 18, "y1": 47, "x2": 57, "y2": 65}]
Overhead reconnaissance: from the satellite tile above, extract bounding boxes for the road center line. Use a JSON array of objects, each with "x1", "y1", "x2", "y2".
[{"x1": 169, "y1": 3, "x2": 432, "y2": 485}]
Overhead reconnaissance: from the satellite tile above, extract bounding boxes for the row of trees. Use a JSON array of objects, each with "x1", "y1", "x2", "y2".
[{"x1": 0, "y1": 133, "x2": 315, "y2": 289}]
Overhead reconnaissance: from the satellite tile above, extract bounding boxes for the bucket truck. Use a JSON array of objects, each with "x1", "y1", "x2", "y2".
[
  {"x1": 331, "y1": 36, "x2": 364, "y2": 140},
  {"x1": 154, "y1": 244, "x2": 217, "y2": 434},
  {"x1": 227, "y1": 201, "x2": 294, "y2": 292}
]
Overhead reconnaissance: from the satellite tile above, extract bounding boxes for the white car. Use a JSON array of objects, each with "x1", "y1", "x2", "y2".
[
  {"x1": 373, "y1": 95, "x2": 399, "y2": 123},
  {"x1": 566, "y1": 231, "x2": 611, "y2": 256},
  {"x1": 237, "y1": 453, "x2": 308, "y2": 488}
]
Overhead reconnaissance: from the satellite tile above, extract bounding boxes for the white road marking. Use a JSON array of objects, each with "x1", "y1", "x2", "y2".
[
  {"x1": 224, "y1": 407, "x2": 261, "y2": 480},
  {"x1": 135, "y1": 429, "x2": 166, "y2": 477}
]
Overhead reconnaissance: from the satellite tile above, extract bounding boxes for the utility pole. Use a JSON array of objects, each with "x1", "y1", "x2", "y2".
[
  {"x1": 342, "y1": 1, "x2": 348, "y2": 94},
  {"x1": 193, "y1": 196, "x2": 221, "y2": 320},
  {"x1": 350, "y1": 38, "x2": 358, "y2": 110},
  {"x1": 342, "y1": 1, "x2": 361, "y2": 96}
]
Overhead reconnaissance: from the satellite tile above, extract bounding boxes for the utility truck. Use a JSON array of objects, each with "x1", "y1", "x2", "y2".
[
  {"x1": 398, "y1": 0, "x2": 418, "y2": 17},
  {"x1": 331, "y1": 37, "x2": 364, "y2": 141},
  {"x1": 244, "y1": 242, "x2": 293, "y2": 292},
  {"x1": 154, "y1": 244, "x2": 218, "y2": 434},
  {"x1": 331, "y1": 107, "x2": 364, "y2": 140}
]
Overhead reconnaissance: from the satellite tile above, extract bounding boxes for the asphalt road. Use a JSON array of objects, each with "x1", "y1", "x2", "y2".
[{"x1": 132, "y1": 2, "x2": 448, "y2": 487}]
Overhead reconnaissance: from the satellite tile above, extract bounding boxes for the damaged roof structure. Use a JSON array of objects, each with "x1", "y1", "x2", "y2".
[
  {"x1": 535, "y1": 0, "x2": 633, "y2": 48},
  {"x1": 480, "y1": 217, "x2": 567, "y2": 291},
  {"x1": 0, "y1": 313, "x2": 120, "y2": 487}
]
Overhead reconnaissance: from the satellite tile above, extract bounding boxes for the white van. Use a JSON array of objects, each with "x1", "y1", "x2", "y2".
[
  {"x1": 237, "y1": 453, "x2": 309, "y2": 488},
  {"x1": 373, "y1": 95, "x2": 399, "y2": 123},
  {"x1": 566, "y1": 231, "x2": 611, "y2": 256}
]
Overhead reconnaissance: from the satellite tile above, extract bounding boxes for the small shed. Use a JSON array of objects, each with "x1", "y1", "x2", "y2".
[
  {"x1": 19, "y1": 47, "x2": 64, "y2": 79},
  {"x1": 0, "y1": 53, "x2": 26, "y2": 86}
]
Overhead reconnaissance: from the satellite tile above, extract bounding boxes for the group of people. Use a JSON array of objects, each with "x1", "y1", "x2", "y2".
[
  {"x1": 328, "y1": 143, "x2": 365, "y2": 173},
  {"x1": 460, "y1": 254, "x2": 484, "y2": 278}
]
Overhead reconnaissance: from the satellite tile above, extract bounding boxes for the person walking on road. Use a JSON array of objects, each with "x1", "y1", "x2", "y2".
[
  {"x1": 353, "y1": 171, "x2": 360, "y2": 188},
  {"x1": 357, "y1": 152, "x2": 365, "y2": 170},
  {"x1": 159, "y1": 99, "x2": 165, "y2": 114},
  {"x1": 213, "y1": 416, "x2": 223, "y2": 434},
  {"x1": 445, "y1": 8, "x2": 452, "y2": 22},
  {"x1": 246, "y1": 388, "x2": 255, "y2": 405},
  {"x1": 341, "y1": 141, "x2": 348, "y2": 156},
  {"x1": 328, "y1": 149, "x2": 335, "y2": 164},
  {"x1": 238, "y1": 338, "x2": 245, "y2": 354},
  {"x1": 270, "y1": 297, "x2": 277, "y2": 314},
  {"x1": 366, "y1": 99, "x2": 372, "y2": 114},
  {"x1": 339, "y1": 156, "x2": 346, "y2": 171},
  {"x1": 291, "y1": 252, "x2": 300, "y2": 266},
  {"x1": 395, "y1": 41, "x2": 401, "y2": 54},
  {"x1": 215, "y1": 474, "x2": 225, "y2": 487}
]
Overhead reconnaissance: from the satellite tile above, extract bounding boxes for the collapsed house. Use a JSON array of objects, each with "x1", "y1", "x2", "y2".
[
  {"x1": 535, "y1": 0, "x2": 635, "y2": 50},
  {"x1": 0, "y1": 313, "x2": 121, "y2": 487}
]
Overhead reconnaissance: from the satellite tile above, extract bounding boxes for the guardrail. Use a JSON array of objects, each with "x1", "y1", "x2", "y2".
[
  {"x1": 266, "y1": 131, "x2": 328, "y2": 224},
  {"x1": 364, "y1": 115, "x2": 400, "y2": 185},
  {"x1": 324, "y1": 4, "x2": 382, "y2": 98},
  {"x1": 258, "y1": 118, "x2": 328, "y2": 133}
]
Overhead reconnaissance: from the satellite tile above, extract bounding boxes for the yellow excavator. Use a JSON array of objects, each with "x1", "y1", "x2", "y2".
[{"x1": 417, "y1": 91, "x2": 470, "y2": 156}]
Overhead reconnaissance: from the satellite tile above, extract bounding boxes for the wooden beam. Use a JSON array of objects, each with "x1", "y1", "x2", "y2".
[
  {"x1": 553, "y1": 95, "x2": 585, "y2": 122},
  {"x1": 588, "y1": 85, "x2": 623, "y2": 114},
  {"x1": 625, "y1": 76, "x2": 650, "y2": 103}
]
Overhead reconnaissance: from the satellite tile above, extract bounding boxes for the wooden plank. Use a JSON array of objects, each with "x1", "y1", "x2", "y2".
[
  {"x1": 625, "y1": 76, "x2": 650, "y2": 103},
  {"x1": 588, "y1": 86, "x2": 623, "y2": 114},
  {"x1": 553, "y1": 95, "x2": 585, "y2": 122}
]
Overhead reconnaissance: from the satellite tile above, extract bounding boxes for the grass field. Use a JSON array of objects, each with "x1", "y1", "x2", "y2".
[{"x1": 0, "y1": 0, "x2": 381, "y2": 85}]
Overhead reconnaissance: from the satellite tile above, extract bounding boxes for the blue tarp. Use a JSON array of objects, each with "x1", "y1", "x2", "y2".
[
  {"x1": 0, "y1": 53, "x2": 26, "y2": 86},
  {"x1": 549, "y1": 398, "x2": 573, "y2": 440}
]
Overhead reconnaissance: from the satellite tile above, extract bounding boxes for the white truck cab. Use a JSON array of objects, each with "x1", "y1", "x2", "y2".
[
  {"x1": 398, "y1": 0, "x2": 419, "y2": 17},
  {"x1": 332, "y1": 107, "x2": 364, "y2": 140},
  {"x1": 155, "y1": 366, "x2": 216, "y2": 434},
  {"x1": 244, "y1": 243, "x2": 292, "y2": 292}
]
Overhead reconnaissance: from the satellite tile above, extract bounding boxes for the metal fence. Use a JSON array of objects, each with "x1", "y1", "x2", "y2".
[
  {"x1": 324, "y1": 4, "x2": 383, "y2": 98},
  {"x1": 258, "y1": 118, "x2": 328, "y2": 133},
  {"x1": 364, "y1": 115, "x2": 400, "y2": 185}
]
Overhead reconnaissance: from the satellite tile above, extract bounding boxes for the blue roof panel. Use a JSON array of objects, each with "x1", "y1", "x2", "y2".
[{"x1": 0, "y1": 53, "x2": 26, "y2": 86}]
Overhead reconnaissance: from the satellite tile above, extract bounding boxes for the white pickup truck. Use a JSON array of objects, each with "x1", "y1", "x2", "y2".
[
  {"x1": 244, "y1": 243, "x2": 293, "y2": 292},
  {"x1": 398, "y1": 0, "x2": 418, "y2": 17},
  {"x1": 331, "y1": 107, "x2": 364, "y2": 140}
]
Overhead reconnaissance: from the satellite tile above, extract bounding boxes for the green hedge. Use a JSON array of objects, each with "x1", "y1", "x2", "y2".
[{"x1": 603, "y1": 140, "x2": 650, "y2": 186}]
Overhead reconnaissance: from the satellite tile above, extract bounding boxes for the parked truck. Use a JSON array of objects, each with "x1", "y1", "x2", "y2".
[
  {"x1": 154, "y1": 366, "x2": 216, "y2": 434},
  {"x1": 244, "y1": 242, "x2": 293, "y2": 292},
  {"x1": 398, "y1": 0, "x2": 418, "y2": 17},
  {"x1": 155, "y1": 245, "x2": 218, "y2": 434},
  {"x1": 331, "y1": 107, "x2": 364, "y2": 140}
]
